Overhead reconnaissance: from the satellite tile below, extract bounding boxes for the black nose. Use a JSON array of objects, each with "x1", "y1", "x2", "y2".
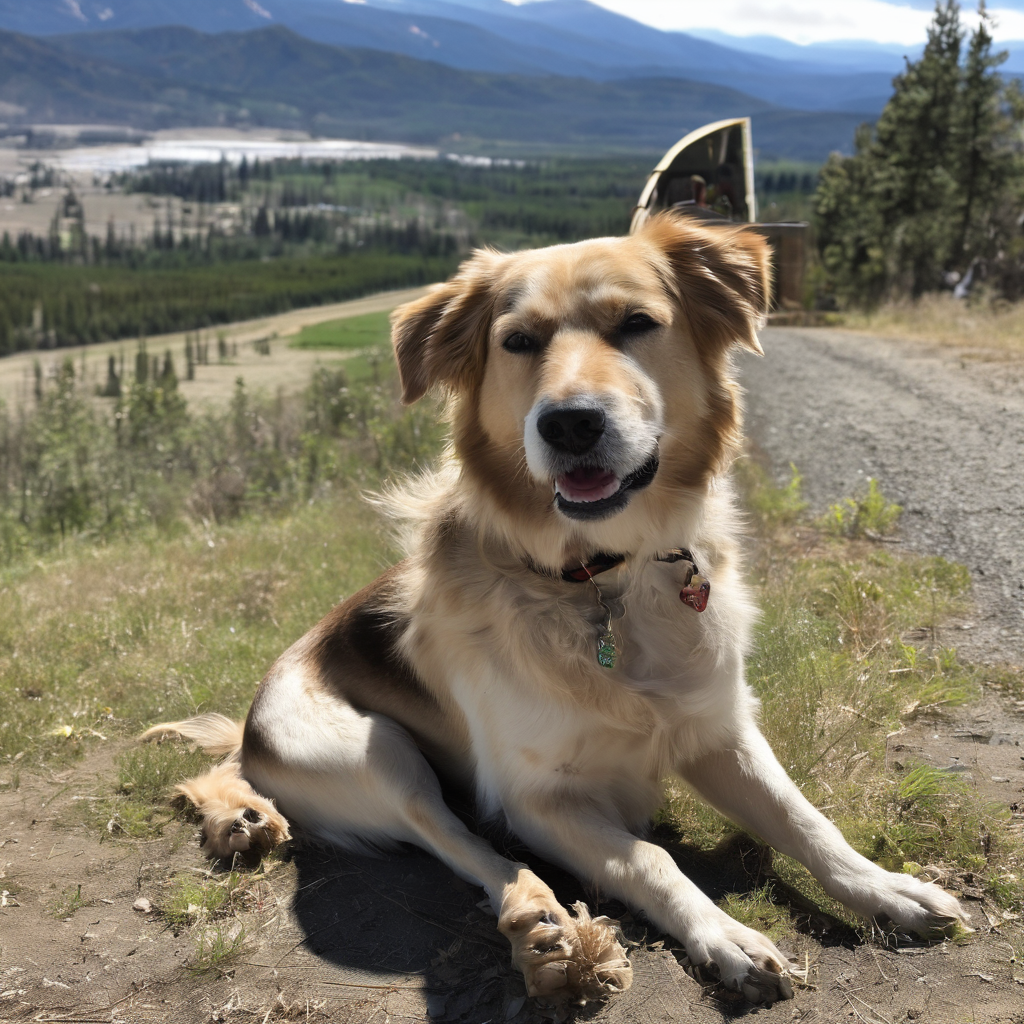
[{"x1": 537, "y1": 407, "x2": 606, "y2": 454}]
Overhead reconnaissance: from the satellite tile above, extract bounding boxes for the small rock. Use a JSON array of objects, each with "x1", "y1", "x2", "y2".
[
  {"x1": 132, "y1": 897, "x2": 152, "y2": 913},
  {"x1": 991, "y1": 776, "x2": 1010, "y2": 783}
]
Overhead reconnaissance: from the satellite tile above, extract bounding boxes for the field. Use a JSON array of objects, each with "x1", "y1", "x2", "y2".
[
  {"x1": 0, "y1": 151, "x2": 818, "y2": 353},
  {"x1": 0, "y1": 303, "x2": 1021, "y2": 1020},
  {"x1": 0, "y1": 286, "x2": 426, "y2": 411},
  {"x1": 290, "y1": 310, "x2": 392, "y2": 351}
]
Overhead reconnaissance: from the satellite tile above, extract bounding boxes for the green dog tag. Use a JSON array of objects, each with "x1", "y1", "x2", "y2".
[{"x1": 597, "y1": 630, "x2": 617, "y2": 668}]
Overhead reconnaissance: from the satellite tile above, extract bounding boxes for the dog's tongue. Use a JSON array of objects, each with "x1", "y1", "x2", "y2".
[{"x1": 556, "y1": 467, "x2": 620, "y2": 503}]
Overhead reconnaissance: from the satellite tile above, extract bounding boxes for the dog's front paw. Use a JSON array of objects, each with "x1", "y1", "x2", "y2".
[
  {"x1": 684, "y1": 910, "x2": 795, "y2": 1006},
  {"x1": 500, "y1": 898, "x2": 631, "y2": 1005},
  {"x1": 843, "y1": 868, "x2": 972, "y2": 939}
]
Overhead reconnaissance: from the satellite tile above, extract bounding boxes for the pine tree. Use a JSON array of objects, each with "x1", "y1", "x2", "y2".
[
  {"x1": 950, "y1": 2, "x2": 1012, "y2": 266},
  {"x1": 814, "y1": 0, "x2": 1024, "y2": 305}
]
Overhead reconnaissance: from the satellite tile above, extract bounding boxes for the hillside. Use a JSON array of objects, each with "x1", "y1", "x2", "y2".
[
  {"x1": 0, "y1": 0, "x2": 897, "y2": 114},
  {"x1": 0, "y1": 26, "x2": 868, "y2": 159}
]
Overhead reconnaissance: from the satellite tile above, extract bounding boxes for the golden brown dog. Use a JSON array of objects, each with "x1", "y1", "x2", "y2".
[{"x1": 145, "y1": 213, "x2": 969, "y2": 1007}]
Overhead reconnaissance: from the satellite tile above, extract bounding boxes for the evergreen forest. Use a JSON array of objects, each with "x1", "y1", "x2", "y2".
[{"x1": 814, "y1": 1, "x2": 1024, "y2": 306}]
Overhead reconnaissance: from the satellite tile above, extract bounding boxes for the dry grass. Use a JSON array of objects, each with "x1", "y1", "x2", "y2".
[{"x1": 841, "y1": 293, "x2": 1024, "y2": 356}]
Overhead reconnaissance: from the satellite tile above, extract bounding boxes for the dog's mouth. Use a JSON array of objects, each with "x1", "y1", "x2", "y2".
[{"x1": 554, "y1": 453, "x2": 659, "y2": 521}]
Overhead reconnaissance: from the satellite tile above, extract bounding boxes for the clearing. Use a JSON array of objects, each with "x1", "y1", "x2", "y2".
[{"x1": 1, "y1": 319, "x2": 1022, "y2": 1024}]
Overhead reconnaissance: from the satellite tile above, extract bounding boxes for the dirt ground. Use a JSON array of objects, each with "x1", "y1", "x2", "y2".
[{"x1": 3, "y1": 324, "x2": 1024, "y2": 1023}]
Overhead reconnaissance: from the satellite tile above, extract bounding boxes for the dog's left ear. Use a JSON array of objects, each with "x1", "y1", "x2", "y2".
[
  {"x1": 644, "y1": 213, "x2": 772, "y2": 356},
  {"x1": 391, "y1": 250, "x2": 502, "y2": 404}
]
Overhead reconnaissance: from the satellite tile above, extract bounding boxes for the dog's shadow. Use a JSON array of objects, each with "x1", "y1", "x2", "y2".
[{"x1": 278, "y1": 824, "x2": 855, "y2": 1023}]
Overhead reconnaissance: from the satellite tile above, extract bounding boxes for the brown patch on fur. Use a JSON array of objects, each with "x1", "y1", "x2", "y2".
[
  {"x1": 639, "y1": 213, "x2": 772, "y2": 488},
  {"x1": 246, "y1": 566, "x2": 470, "y2": 783},
  {"x1": 642, "y1": 212, "x2": 771, "y2": 356}
]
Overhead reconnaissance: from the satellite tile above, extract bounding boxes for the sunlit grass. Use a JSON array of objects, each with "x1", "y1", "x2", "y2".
[
  {"x1": 290, "y1": 310, "x2": 392, "y2": 350},
  {"x1": 0, "y1": 492, "x2": 393, "y2": 771},
  {"x1": 841, "y1": 292, "x2": 1024, "y2": 354}
]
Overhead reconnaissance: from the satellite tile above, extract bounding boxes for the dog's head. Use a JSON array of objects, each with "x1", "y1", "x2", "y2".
[{"x1": 391, "y1": 213, "x2": 770, "y2": 553}]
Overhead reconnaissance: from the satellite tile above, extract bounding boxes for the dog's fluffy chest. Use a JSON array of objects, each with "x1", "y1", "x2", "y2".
[{"x1": 404, "y1": 547, "x2": 755, "y2": 820}]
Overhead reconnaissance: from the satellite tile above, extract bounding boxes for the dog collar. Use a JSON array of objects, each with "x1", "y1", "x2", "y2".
[
  {"x1": 561, "y1": 553, "x2": 626, "y2": 582},
  {"x1": 556, "y1": 548, "x2": 710, "y2": 614},
  {"x1": 542, "y1": 547, "x2": 711, "y2": 670}
]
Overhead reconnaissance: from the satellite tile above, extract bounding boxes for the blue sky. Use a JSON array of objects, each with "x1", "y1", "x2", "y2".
[{"x1": 581, "y1": 1, "x2": 1024, "y2": 45}]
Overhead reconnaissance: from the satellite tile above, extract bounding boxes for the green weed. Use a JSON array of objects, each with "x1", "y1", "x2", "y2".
[
  {"x1": 185, "y1": 923, "x2": 250, "y2": 975},
  {"x1": 735, "y1": 459, "x2": 808, "y2": 527},
  {"x1": 719, "y1": 884, "x2": 791, "y2": 943},
  {"x1": 865, "y1": 766, "x2": 1007, "y2": 871},
  {"x1": 162, "y1": 873, "x2": 241, "y2": 927},
  {"x1": 821, "y1": 478, "x2": 902, "y2": 538},
  {"x1": 50, "y1": 883, "x2": 89, "y2": 919}
]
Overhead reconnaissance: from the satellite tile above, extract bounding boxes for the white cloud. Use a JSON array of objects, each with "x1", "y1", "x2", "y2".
[{"x1": 582, "y1": 1, "x2": 1024, "y2": 45}]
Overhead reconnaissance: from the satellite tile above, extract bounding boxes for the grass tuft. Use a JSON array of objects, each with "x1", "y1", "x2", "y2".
[
  {"x1": 49, "y1": 883, "x2": 89, "y2": 919},
  {"x1": 719, "y1": 884, "x2": 791, "y2": 943},
  {"x1": 162, "y1": 872, "x2": 241, "y2": 927},
  {"x1": 734, "y1": 459, "x2": 808, "y2": 528},
  {"x1": 821, "y1": 478, "x2": 902, "y2": 538},
  {"x1": 185, "y1": 923, "x2": 250, "y2": 974}
]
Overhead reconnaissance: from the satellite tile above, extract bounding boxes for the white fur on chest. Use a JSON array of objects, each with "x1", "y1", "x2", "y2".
[{"x1": 417, "y1": 555, "x2": 756, "y2": 826}]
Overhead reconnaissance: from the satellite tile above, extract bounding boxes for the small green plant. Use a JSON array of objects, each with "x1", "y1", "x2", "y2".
[
  {"x1": 735, "y1": 460, "x2": 808, "y2": 527},
  {"x1": 821, "y1": 478, "x2": 902, "y2": 538},
  {"x1": 870, "y1": 765, "x2": 1005, "y2": 870},
  {"x1": 50, "y1": 883, "x2": 88, "y2": 918},
  {"x1": 719, "y1": 884, "x2": 791, "y2": 943},
  {"x1": 163, "y1": 872, "x2": 242, "y2": 926},
  {"x1": 186, "y1": 923, "x2": 249, "y2": 974}
]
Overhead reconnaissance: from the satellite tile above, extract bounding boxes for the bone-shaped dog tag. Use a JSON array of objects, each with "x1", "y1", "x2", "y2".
[{"x1": 680, "y1": 574, "x2": 710, "y2": 613}]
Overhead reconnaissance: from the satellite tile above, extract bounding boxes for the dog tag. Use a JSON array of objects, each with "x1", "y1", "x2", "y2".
[
  {"x1": 597, "y1": 630, "x2": 617, "y2": 668},
  {"x1": 680, "y1": 574, "x2": 710, "y2": 613}
]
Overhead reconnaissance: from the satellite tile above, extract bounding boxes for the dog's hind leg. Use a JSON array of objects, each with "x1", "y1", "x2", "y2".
[
  {"x1": 173, "y1": 761, "x2": 291, "y2": 859},
  {"x1": 243, "y1": 698, "x2": 631, "y2": 1005},
  {"x1": 141, "y1": 714, "x2": 291, "y2": 859}
]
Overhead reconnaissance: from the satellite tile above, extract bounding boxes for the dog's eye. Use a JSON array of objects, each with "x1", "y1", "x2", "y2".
[
  {"x1": 503, "y1": 332, "x2": 539, "y2": 354},
  {"x1": 619, "y1": 313, "x2": 660, "y2": 337}
]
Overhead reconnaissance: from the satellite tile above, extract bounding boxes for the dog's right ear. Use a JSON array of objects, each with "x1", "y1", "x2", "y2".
[{"x1": 391, "y1": 250, "x2": 502, "y2": 404}]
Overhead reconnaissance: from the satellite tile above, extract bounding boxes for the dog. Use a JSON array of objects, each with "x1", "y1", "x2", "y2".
[{"x1": 144, "y1": 212, "x2": 970, "y2": 1007}]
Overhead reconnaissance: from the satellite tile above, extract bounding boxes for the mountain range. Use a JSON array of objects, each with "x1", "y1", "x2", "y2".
[
  {"x1": 9, "y1": 0, "x2": 1015, "y2": 160},
  {"x1": 0, "y1": 0, "x2": 912, "y2": 114},
  {"x1": 0, "y1": 24, "x2": 867, "y2": 159}
]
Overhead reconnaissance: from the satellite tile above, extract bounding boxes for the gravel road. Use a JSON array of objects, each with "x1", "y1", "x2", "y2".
[{"x1": 738, "y1": 328, "x2": 1024, "y2": 666}]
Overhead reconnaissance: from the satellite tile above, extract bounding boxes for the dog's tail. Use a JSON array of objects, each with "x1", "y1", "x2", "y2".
[{"x1": 141, "y1": 712, "x2": 243, "y2": 758}]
